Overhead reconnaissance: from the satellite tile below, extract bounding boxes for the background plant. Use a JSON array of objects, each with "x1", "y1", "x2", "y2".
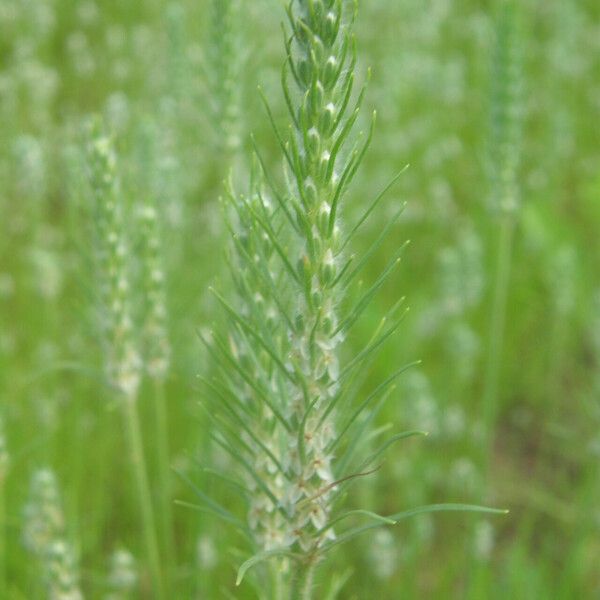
[
  {"x1": 83, "y1": 120, "x2": 164, "y2": 598},
  {"x1": 23, "y1": 469, "x2": 83, "y2": 600}
]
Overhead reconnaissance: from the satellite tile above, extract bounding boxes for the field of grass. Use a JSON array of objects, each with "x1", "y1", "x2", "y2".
[{"x1": 1, "y1": 0, "x2": 599, "y2": 598}]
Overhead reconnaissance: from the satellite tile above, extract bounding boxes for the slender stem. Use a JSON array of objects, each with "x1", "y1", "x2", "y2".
[
  {"x1": 0, "y1": 477, "x2": 5, "y2": 597},
  {"x1": 153, "y1": 378, "x2": 175, "y2": 577},
  {"x1": 482, "y1": 214, "x2": 515, "y2": 476},
  {"x1": 469, "y1": 211, "x2": 515, "y2": 600},
  {"x1": 290, "y1": 560, "x2": 316, "y2": 600},
  {"x1": 123, "y1": 395, "x2": 165, "y2": 599},
  {"x1": 270, "y1": 559, "x2": 285, "y2": 600},
  {"x1": 543, "y1": 316, "x2": 567, "y2": 429}
]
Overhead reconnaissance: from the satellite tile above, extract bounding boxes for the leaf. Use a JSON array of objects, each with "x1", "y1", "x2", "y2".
[
  {"x1": 173, "y1": 499, "x2": 242, "y2": 528},
  {"x1": 201, "y1": 325, "x2": 293, "y2": 433},
  {"x1": 334, "y1": 40, "x2": 357, "y2": 128},
  {"x1": 236, "y1": 549, "x2": 298, "y2": 586},
  {"x1": 324, "y1": 569, "x2": 353, "y2": 600},
  {"x1": 328, "y1": 114, "x2": 375, "y2": 235},
  {"x1": 174, "y1": 471, "x2": 249, "y2": 535},
  {"x1": 209, "y1": 386, "x2": 289, "y2": 478},
  {"x1": 329, "y1": 362, "x2": 419, "y2": 453},
  {"x1": 280, "y1": 58, "x2": 299, "y2": 128},
  {"x1": 322, "y1": 504, "x2": 509, "y2": 552},
  {"x1": 329, "y1": 108, "x2": 375, "y2": 224},
  {"x1": 334, "y1": 387, "x2": 395, "y2": 477},
  {"x1": 196, "y1": 464, "x2": 251, "y2": 497},
  {"x1": 336, "y1": 249, "x2": 407, "y2": 335},
  {"x1": 249, "y1": 139, "x2": 298, "y2": 232},
  {"x1": 340, "y1": 164, "x2": 410, "y2": 251},
  {"x1": 286, "y1": 126, "x2": 310, "y2": 207},
  {"x1": 297, "y1": 466, "x2": 381, "y2": 509},
  {"x1": 211, "y1": 434, "x2": 289, "y2": 522},
  {"x1": 317, "y1": 324, "x2": 388, "y2": 430},
  {"x1": 257, "y1": 86, "x2": 294, "y2": 171},
  {"x1": 318, "y1": 509, "x2": 397, "y2": 535},
  {"x1": 357, "y1": 430, "x2": 428, "y2": 472},
  {"x1": 209, "y1": 287, "x2": 296, "y2": 384},
  {"x1": 226, "y1": 223, "x2": 296, "y2": 333},
  {"x1": 339, "y1": 311, "x2": 409, "y2": 381},
  {"x1": 341, "y1": 207, "x2": 407, "y2": 289},
  {"x1": 198, "y1": 374, "x2": 253, "y2": 421},
  {"x1": 331, "y1": 253, "x2": 355, "y2": 287},
  {"x1": 239, "y1": 194, "x2": 301, "y2": 285}
]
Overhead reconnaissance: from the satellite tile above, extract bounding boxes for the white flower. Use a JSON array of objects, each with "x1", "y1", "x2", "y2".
[{"x1": 308, "y1": 502, "x2": 327, "y2": 530}]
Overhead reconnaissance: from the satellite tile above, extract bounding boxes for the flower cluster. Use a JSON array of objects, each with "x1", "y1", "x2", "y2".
[
  {"x1": 139, "y1": 202, "x2": 171, "y2": 380},
  {"x1": 489, "y1": 0, "x2": 522, "y2": 215},
  {"x1": 86, "y1": 120, "x2": 142, "y2": 399},
  {"x1": 23, "y1": 469, "x2": 82, "y2": 600},
  {"x1": 207, "y1": 0, "x2": 242, "y2": 155},
  {"x1": 211, "y1": 0, "x2": 361, "y2": 562},
  {"x1": 106, "y1": 548, "x2": 137, "y2": 599}
]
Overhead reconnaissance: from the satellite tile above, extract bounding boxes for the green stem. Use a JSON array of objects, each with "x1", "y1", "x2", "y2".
[
  {"x1": 123, "y1": 395, "x2": 165, "y2": 599},
  {"x1": 290, "y1": 560, "x2": 316, "y2": 600},
  {"x1": 0, "y1": 478, "x2": 5, "y2": 597},
  {"x1": 482, "y1": 214, "x2": 515, "y2": 477},
  {"x1": 153, "y1": 379, "x2": 175, "y2": 577},
  {"x1": 270, "y1": 559, "x2": 285, "y2": 600}
]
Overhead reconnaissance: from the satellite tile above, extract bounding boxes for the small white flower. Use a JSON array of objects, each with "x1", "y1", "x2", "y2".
[{"x1": 308, "y1": 502, "x2": 327, "y2": 530}]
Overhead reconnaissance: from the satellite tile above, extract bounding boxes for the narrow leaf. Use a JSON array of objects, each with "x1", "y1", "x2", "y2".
[{"x1": 236, "y1": 549, "x2": 298, "y2": 586}]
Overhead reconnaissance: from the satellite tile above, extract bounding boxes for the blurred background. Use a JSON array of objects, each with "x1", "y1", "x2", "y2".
[{"x1": 1, "y1": 0, "x2": 599, "y2": 598}]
